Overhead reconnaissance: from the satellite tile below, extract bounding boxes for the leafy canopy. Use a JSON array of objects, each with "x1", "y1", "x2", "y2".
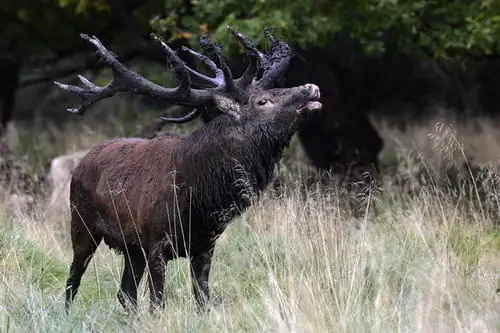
[
  {"x1": 3, "y1": 0, "x2": 500, "y2": 60},
  {"x1": 153, "y1": 0, "x2": 500, "y2": 59}
]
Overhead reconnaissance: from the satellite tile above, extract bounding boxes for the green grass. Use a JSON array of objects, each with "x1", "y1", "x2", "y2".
[
  {"x1": 1, "y1": 182, "x2": 499, "y2": 332},
  {"x1": 0, "y1": 114, "x2": 500, "y2": 332}
]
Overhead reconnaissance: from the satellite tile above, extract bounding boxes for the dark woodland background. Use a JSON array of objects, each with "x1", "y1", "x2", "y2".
[{"x1": 2, "y1": 0, "x2": 500, "y2": 183}]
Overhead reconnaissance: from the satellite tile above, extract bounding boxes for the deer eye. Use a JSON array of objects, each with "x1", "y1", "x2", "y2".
[{"x1": 257, "y1": 99, "x2": 268, "y2": 106}]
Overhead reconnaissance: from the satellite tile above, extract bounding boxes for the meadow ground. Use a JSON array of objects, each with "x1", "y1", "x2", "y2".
[{"x1": 0, "y1": 112, "x2": 499, "y2": 332}]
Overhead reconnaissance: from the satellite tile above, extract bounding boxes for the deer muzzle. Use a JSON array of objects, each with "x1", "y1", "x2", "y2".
[{"x1": 297, "y1": 84, "x2": 322, "y2": 114}]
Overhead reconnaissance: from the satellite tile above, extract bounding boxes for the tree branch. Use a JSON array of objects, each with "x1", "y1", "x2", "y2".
[{"x1": 0, "y1": 13, "x2": 62, "y2": 57}]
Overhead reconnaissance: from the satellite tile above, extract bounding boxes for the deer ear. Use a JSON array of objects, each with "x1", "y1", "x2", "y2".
[{"x1": 213, "y1": 92, "x2": 241, "y2": 119}]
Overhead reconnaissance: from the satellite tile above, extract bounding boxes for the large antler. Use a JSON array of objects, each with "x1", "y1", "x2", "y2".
[
  {"x1": 55, "y1": 28, "x2": 294, "y2": 124},
  {"x1": 55, "y1": 34, "x2": 215, "y2": 114}
]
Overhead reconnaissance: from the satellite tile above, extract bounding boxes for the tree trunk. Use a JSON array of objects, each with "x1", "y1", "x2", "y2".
[{"x1": 0, "y1": 58, "x2": 21, "y2": 135}]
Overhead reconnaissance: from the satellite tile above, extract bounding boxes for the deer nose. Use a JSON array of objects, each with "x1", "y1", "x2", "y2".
[{"x1": 303, "y1": 84, "x2": 320, "y2": 99}]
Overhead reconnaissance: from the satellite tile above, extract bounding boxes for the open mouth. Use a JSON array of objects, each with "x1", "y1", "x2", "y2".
[{"x1": 297, "y1": 84, "x2": 322, "y2": 114}]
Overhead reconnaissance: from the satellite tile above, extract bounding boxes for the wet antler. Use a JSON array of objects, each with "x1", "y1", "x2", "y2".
[
  {"x1": 55, "y1": 27, "x2": 294, "y2": 125},
  {"x1": 180, "y1": 46, "x2": 224, "y2": 88},
  {"x1": 179, "y1": 30, "x2": 258, "y2": 94},
  {"x1": 160, "y1": 108, "x2": 200, "y2": 123},
  {"x1": 163, "y1": 27, "x2": 294, "y2": 123},
  {"x1": 55, "y1": 34, "x2": 215, "y2": 114},
  {"x1": 177, "y1": 27, "x2": 294, "y2": 93},
  {"x1": 227, "y1": 26, "x2": 264, "y2": 90},
  {"x1": 258, "y1": 29, "x2": 295, "y2": 89},
  {"x1": 158, "y1": 27, "x2": 265, "y2": 123}
]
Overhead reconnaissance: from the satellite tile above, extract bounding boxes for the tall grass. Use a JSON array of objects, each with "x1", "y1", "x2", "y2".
[{"x1": 0, "y1": 114, "x2": 499, "y2": 332}]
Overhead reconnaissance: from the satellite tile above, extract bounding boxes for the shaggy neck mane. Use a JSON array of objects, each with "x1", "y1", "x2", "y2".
[{"x1": 177, "y1": 114, "x2": 298, "y2": 226}]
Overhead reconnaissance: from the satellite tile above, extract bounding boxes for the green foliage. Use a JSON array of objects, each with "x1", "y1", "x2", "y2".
[
  {"x1": 58, "y1": 0, "x2": 110, "y2": 14},
  {"x1": 2, "y1": 0, "x2": 500, "y2": 70},
  {"x1": 0, "y1": 0, "x2": 162, "y2": 57},
  {"x1": 148, "y1": 0, "x2": 500, "y2": 59}
]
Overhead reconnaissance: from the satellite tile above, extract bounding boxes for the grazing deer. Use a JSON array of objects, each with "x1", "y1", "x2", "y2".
[{"x1": 55, "y1": 27, "x2": 322, "y2": 313}]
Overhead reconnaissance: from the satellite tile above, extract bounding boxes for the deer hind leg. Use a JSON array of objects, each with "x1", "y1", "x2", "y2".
[
  {"x1": 190, "y1": 246, "x2": 215, "y2": 310},
  {"x1": 117, "y1": 247, "x2": 147, "y2": 313},
  {"x1": 147, "y1": 241, "x2": 171, "y2": 313},
  {"x1": 65, "y1": 210, "x2": 102, "y2": 313}
]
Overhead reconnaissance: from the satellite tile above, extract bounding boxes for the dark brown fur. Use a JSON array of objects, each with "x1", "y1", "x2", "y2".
[{"x1": 65, "y1": 84, "x2": 322, "y2": 313}]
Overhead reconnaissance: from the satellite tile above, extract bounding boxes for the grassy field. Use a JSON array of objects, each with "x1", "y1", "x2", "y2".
[{"x1": 0, "y1": 113, "x2": 499, "y2": 332}]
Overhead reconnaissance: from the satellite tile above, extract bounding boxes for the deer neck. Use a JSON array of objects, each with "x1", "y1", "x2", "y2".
[{"x1": 177, "y1": 115, "x2": 297, "y2": 227}]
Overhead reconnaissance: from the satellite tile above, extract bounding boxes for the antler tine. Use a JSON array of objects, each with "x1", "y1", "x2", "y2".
[
  {"x1": 55, "y1": 33, "x2": 213, "y2": 114},
  {"x1": 200, "y1": 35, "x2": 236, "y2": 94},
  {"x1": 236, "y1": 55, "x2": 260, "y2": 91},
  {"x1": 258, "y1": 58, "x2": 291, "y2": 89},
  {"x1": 180, "y1": 46, "x2": 224, "y2": 88},
  {"x1": 149, "y1": 34, "x2": 192, "y2": 97},
  {"x1": 227, "y1": 26, "x2": 264, "y2": 90},
  {"x1": 227, "y1": 26, "x2": 264, "y2": 60},
  {"x1": 257, "y1": 34, "x2": 295, "y2": 89},
  {"x1": 160, "y1": 108, "x2": 200, "y2": 123}
]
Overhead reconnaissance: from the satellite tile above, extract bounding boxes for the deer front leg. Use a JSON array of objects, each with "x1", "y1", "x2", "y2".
[{"x1": 190, "y1": 246, "x2": 215, "y2": 309}]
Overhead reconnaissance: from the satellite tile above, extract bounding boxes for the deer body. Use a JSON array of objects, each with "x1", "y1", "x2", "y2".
[
  {"x1": 71, "y1": 114, "x2": 293, "y2": 247},
  {"x1": 58, "y1": 28, "x2": 322, "y2": 313}
]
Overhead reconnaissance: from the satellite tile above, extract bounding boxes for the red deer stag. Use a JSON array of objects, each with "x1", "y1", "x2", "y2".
[{"x1": 55, "y1": 27, "x2": 322, "y2": 313}]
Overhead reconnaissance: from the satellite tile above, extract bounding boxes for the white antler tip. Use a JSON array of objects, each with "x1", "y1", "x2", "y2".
[
  {"x1": 67, "y1": 107, "x2": 81, "y2": 114},
  {"x1": 54, "y1": 81, "x2": 68, "y2": 89}
]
